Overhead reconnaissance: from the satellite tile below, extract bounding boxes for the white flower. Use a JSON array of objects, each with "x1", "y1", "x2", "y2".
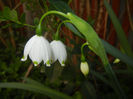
[
  {"x1": 50, "y1": 40, "x2": 67, "y2": 66},
  {"x1": 80, "y1": 62, "x2": 89, "y2": 76},
  {"x1": 21, "y1": 35, "x2": 52, "y2": 66}
]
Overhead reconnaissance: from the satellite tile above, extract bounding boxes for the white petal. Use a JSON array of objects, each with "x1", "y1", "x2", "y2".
[
  {"x1": 41, "y1": 37, "x2": 52, "y2": 66},
  {"x1": 29, "y1": 36, "x2": 43, "y2": 66},
  {"x1": 21, "y1": 35, "x2": 37, "y2": 61},
  {"x1": 57, "y1": 41, "x2": 67, "y2": 66},
  {"x1": 50, "y1": 41, "x2": 58, "y2": 62}
]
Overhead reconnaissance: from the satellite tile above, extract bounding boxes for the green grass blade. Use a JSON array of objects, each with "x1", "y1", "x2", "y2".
[
  {"x1": 48, "y1": 0, "x2": 83, "y2": 38},
  {"x1": 0, "y1": 82, "x2": 72, "y2": 99},
  {"x1": 82, "y1": 81, "x2": 97, "y2": 99},
  {"x1": 64, "y1": 23, "x2": 84, "y2": 38},
  {"x1": 104, "y1": 0, "x2": 133, "y2": 57},
  {"x1": 90, "y1": 70, "x2": 112, "y2": 87},
  {"x1": 101, "y1": 39, "x2": 133, "y2": 66},
  {"x1": 22, "y1": 77, "x2": 44, "y2": 87},
  {"x1": 91, "y1": 70, "x2": 125, "y2": 97},
  {"x1": 48, "y1": 0, "x2": 74, "y2": 13}
]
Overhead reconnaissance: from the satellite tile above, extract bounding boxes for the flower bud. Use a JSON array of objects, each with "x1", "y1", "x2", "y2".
[
  {"x1": 113, "y1": 58, "x2": 120, "y2": 64},
  {"x1": 80, "y1": 62, "x2": 89, "y2": 76}
]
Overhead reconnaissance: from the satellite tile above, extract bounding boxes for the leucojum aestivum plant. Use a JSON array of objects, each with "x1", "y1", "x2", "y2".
[{"x1": 20, "y1": 11, "x2": 126, "y2": 98}]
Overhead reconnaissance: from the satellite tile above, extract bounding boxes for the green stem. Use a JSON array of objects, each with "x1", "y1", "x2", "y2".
[
  {"x1": 39, "y1": 11, "x2": 68, "y2": 24},
  {"x1": 81, "y1": 42, "x2": 89, "y2": 61},
  {"x1": 55, "y1": 20, "x2": 71, "y2": 40},
  {"x1": 36, "y1": 11, "x2": 68, "y2": 36},
  {"x1": 22, "y1": 23, "x2": 36, "y2": 28},
  {"x1": 13, "y1": 21, "x2": 36, "y2": 29}
]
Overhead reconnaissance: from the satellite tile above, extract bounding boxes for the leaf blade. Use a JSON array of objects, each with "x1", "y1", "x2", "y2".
[
  {"x1": 0, "y1": 82, "x2": 72, "y2": 99},
  {"x1": 104, "y1": 0, "x2": 133, "y2": 57}
]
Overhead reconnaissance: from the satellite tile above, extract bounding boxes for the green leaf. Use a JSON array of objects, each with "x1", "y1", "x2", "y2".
[
  {"x1": 3, "y1": 7, "x2": 11, "y2": 20},
  {"x1": 66, "y1": 12, "x2": 106, "y2": 65},
  {"x1": 48, "y1": 0, "x2": 83, "y2": 38},
  {"x1": 90, "y1": 70, "x2": 112, "y2": 86},
  {"x1": 20, "y1": 13, "x2": 26, "y2": 23},
  {"x1": 10, "y1": 10, "x2": 18, "y2": 22},
  {"x1": 64, "y1": 23, "x2": 84, "y2": 38},
  {"x1": 101, "y1": 39, "x2": 133, "y2": 66},
  {"x1": 91, "y1": 70, "x2": 128, "y2": 98},
  {"x1": 81, "y1": 81, "x2": 97, "y2": 99},
  {"x1": 104, "y1": 0, "x2": 133, "y2": 58},
  {"x1": 48, "y1": 0, "x2": 74, "y2": 13},
  {"x1": 22, "y1": 77, "x2": 44, "y2": 87},
  {"x1": 0, "y1": 7, "x2": 18, "y2": 23},
  {"x1": 0, "y1": 82, "x2": 72, "y2": 99}
]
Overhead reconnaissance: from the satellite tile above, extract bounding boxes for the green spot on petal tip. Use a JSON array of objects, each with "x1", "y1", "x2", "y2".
[
  {"x1": 46, "y1": 60, "x2": 50, "y2": 64},
  {"x1": 22, "y1": 56, "x2": 25, "y2": 59},
  {"x1": 21, "y1": 56, "x2": 26, "y2": 61},
  {"x1": 61, "y1": 61, "x2": 65, "y2": 66},
  {"x1": 46, "y1": 60, "x2": 51, "y2": 66},
  {"x1": 62, "y1": 61, "x2": 65, "y2": 64},
  {"x1": 33, "y1": 61, "x2": 38, "y2": 66}
]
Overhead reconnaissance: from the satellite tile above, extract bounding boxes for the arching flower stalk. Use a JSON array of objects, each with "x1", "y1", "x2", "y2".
[{"x1": 80, "y1": 42, "x2": 89, "y2": 76}]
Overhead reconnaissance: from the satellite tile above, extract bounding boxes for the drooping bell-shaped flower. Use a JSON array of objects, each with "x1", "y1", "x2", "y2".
[
  {"x1": 80, "y1": 61, "x2": 89, "y2": 76},
  {"x1": 50, "y1": 40, "x2": 67, "y2": 66},
  {"x1": 21, "y1": 35, "x2": 52, "y2": 66}
]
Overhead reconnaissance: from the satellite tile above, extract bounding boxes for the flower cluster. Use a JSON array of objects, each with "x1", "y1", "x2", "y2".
[{"x1": 21, "y1": 35, "x2": 67, "y2": 67}]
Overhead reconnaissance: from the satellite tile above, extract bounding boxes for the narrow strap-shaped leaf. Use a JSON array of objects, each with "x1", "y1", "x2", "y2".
[
  {"x1": 0, "y1": 82, "x2": 72, "y2": 99},
  {"x1": 81, "y1": 81, "x2": 97, "y2": 99},
  {"x1": 91, "y1": 70, "x2": 124, "y2": 97},
  {"x1": 90, "y1": 70, "x2": 112, "y2": 86},
  {"x1": 104, "y1": 0, "x2": 133, "y2": 58},
  {"x1": 101, "y1": 39, "x2": 133, "y2": 66},
  {"x1": 22, "y1": 77, "x2": 44, "y2": 87}
]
